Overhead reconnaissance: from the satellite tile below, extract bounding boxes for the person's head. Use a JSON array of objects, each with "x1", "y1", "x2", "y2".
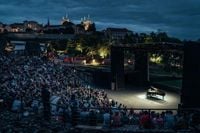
[
  {"x1": 144, "y1": 111, "x2": 148, "y2": 115},
  {"x1": 156, "y1": 113, "x2": 160, "y2": 118}
]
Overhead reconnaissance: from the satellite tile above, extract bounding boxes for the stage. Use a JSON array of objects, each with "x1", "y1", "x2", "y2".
[{"x1": 106, "y1": 87, "x2": 180, "y2": 109}]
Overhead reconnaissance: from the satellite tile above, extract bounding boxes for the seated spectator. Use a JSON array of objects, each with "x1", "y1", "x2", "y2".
[
  {"x1": 174, "y1": 112, "x2": 188, "y2": 130},
  {"x1": 152, "y1": 113, "x2": 164, "y2": 129},
  {"x1": 112, "y1": 111, "x2": 121, "y2": 127},
  {"x1": 80, "y1": 108, "x2": 89, "y2": 124},
  {"x1": 11, "y1": 98, "x2": 22, "y2": 112},
  {"x1": 190, "y1": 112, "x2": 200, "y2": 131},
  {"x1": 164, "y1": 111, "x2": 175, "y2": 129},
  {"x1": 140, "y1": 111, "x2": 151, "y2": 129},
  {"x1": 103, "y1": 110, "x2": 111, "y2": 128},
  {"x1": 89, "y1": 110, "x2": 97, "y2": 126},
  {"x1": 121, "y1": 111, "x2": 129, "y2": 125},
  {"x1": 31, "y1": 99, "x2": 39, "y2": 114}
]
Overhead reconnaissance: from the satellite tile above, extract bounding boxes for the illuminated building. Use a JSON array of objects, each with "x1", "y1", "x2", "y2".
[
  {"x1": 23, "y1": 21, "x2": 42, "y2": 32},
  {"x1": 10, "y1": 23, "x2": 25, "y2": 32},
  {"x1": 80, "y1": 15, "x2": 96, "y2": 32},
  {"x1": 61, "y1": 14, "x2": 71, "y2": 25}
]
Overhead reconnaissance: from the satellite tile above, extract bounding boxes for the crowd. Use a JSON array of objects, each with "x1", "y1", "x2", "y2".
[
  {"x1": 0, "y1": 54, "x2": 112, "y2": 110},
  {"x1": 0, "y1": 54, "x2": 200, "y2": 132}
]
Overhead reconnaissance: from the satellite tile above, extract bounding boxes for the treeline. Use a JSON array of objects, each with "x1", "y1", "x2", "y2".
[
  {"x1": 49, "y1": 31, "x2": 183, "y2": 57},
  {"x1": 122, "y1": 32, "x2": 182, "y2": 44}
]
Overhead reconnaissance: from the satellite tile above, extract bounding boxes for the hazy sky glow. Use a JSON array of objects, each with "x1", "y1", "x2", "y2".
[{"x1": 0, "y1": 0, "x2": 200, "y2": 40}]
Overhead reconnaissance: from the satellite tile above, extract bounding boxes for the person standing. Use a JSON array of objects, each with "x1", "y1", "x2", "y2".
[{"x1": 42, "y1": 87, "x2": 51, "y2": 121}]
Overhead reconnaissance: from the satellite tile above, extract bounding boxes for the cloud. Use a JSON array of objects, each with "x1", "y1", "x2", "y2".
[{"x1": 0, "y1": 0, "x2": 199, "y2": 40}]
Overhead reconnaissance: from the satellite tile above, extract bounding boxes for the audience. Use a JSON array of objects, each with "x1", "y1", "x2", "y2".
[{"x1": 0, "y1": 54, "x2": 200, "y2": 132}]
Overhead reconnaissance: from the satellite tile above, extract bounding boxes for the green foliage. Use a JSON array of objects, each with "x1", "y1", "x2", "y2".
[
  {"x1": 66, "y1": 33, "x2": 110, "y2": 58},
  {"x1": 144, "y1": 36, "x2": 153, "y2": 43},
  {"x1": 48, "y1": 30, "x2": 184, "y2": 64},
  {"x1": 97, "y1": 44, "x2": 110, "y2": 58}
]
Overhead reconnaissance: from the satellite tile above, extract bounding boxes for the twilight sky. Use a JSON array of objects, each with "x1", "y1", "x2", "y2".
[{"x1": 0, "y1": 0, "x2": 199, "y2": 40}]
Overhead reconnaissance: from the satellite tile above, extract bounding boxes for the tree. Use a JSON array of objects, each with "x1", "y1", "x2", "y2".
[
  {"x1": 122, "y1": 34, "x2": 134, "y2": 44},
  {"x1": 97, "y1": 45, "x2": 110, "y2": 59},
  {"x1": 75, "y1": 42, "x2": 84, "y2": 54},
  {"x1": 144, "y1": 36, "x2": 153, "y2": 43},
  {"x1": 157, "y1": 32, "x2": 168, "y2": 42},
  {"x1": 139, "y1": 33, "x2": 147, "y2": 43},
  {"x1": 86, "y1": 47, "x2": 97, "y2": 58}
]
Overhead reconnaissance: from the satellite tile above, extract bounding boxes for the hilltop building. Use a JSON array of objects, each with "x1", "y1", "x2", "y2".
[
  {"x1": 80, "y1": 15, "x2": 96, "y2": 32},
  {"x1": 75, "y1": 24, "x2": 85, "y2": 35},
  {"x1": 9, "y1": 23, "x2": 25, "y2": 32},
  {"x1": 43, "y1": 15, "x2": 75, "y2": 34},
  {"x1": 0, "y1": 14, "x2": 134, "y2": 37},
  {"x1": 23, "y1": 21, "x2": 42, "y2": 32},
  {"x1": 103, "y1": 28, "x2": 133, "y2": 41}
]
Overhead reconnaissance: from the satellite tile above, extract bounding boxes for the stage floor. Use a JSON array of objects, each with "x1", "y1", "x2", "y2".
[{"x1": 106, "y1": 87, "x2": 180, "y2": 109}]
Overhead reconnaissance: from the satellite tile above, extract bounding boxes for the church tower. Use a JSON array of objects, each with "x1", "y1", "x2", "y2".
[
  {"x1": 61, "y1": 13, "x2": 71, "y2": 25},
  {"x1": 47, "y1": 17, "x2": 50, "y2": 26},
  {"x1": 81, "y1": 14, "x2": 95, "y2": 32}
]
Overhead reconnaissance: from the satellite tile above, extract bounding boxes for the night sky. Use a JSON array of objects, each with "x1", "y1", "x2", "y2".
[{"x1": 0, "y1": 0, "x2": 199, "y2": 40}]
